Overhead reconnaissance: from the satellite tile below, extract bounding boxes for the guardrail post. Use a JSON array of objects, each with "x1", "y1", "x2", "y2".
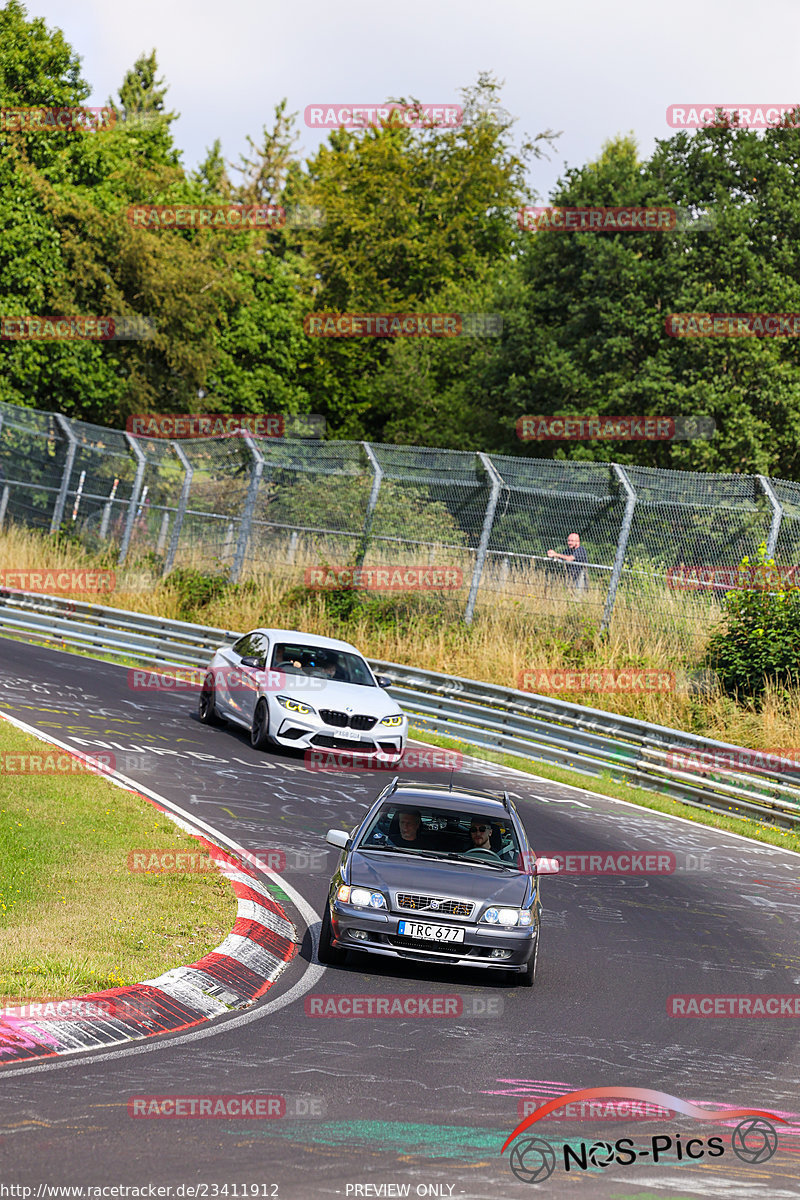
[
  {"x1": 118, "y1": 434, "x2": 147, "y2": 565},
  {"x1": 357, "y1": 442, "x2": 383, "y2": 566},
  {"x1": 162, "y1": 441, "x2": 193, "y2": 576},
  {"x1": 50, "y1": 413, "x2": 79, "y2": 534},
  {"x1": 230, "y1": 434, "x2": 264, "y2": 583},
  {"x1": 758, "y1": 475, "x2": 783, "y2": 558},
  {"x1": 600, "y1": 464, "x2": 636, "y2": 633},
  {"x1": 464, "y1": 453, "x2": 503, "y2": 625}
]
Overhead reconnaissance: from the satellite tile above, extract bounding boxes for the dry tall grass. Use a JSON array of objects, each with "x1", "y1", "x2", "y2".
[{"x1": 2, "y1": 523, "x2": 800, "y2": 752}]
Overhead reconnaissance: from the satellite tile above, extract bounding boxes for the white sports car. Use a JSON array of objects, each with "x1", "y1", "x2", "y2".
[{"x1": 198, "y1": 628, "x2": 407, "y2": 757}]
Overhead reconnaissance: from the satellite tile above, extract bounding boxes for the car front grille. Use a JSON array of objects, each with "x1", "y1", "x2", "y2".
[
  {"x1": 319, "y1": 710, "x2": 377, "y2": 731},
  {"x1": 388, "y1": 936, "x2": 472, "y2": 956},
  {"x1": 396, "y1": 893, "x2": 473, "y2": 917}
]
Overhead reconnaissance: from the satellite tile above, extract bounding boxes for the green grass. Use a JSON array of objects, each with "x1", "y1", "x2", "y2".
[
  {"x1": 410, "y1": 726, "x2": 800, "y2": 856},
  {"x1": 0, "y1": 719, "x2": 237, "y2": 1002}
]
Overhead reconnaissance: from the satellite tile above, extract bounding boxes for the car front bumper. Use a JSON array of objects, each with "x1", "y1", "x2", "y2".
[
  {"x1": 270, "y1": 709, "x2": 406, "y2": 756},
  {"x1": 329, "y1": 901, "x2": 537, "y2": 972}
]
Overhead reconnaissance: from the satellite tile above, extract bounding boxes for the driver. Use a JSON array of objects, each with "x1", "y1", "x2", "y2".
[
  {"x1": 468, "y1": 820, "x2": 494, "y2": 851},
  {"x1": 467, "y1": 820, "x2": 516, "y2": 861}
]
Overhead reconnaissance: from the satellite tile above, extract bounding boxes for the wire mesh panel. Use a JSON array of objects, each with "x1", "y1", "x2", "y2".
[
  {"x1": 0, "y1": 400, "x2": 68, "y2": 531},
  {"x1": 243, "y1": 439, "x2": 374, "y2": 579},
  {"x1": 174, "y1": 437, "x2": 260, "y2": 571},
  {"x1": 61, "y1": 418, "x2": 141, "y2": 545},
  {"x1": 607, "y1": 467, "x2": 774, "y2": 650},
  {"x1": 127, "y1": 436, "x2": 192, "y2": 561},
  {"x1": 4, "y1": 398, "x2": 800, "y2": 638},
  {"x1": 475, "y1": 455, "x2": 627, "y2": 626},
  {"x1": 771, "y1": 479, "x2": 800, "y2": 572}
]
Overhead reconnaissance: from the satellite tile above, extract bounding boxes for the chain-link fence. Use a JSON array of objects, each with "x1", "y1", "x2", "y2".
[{"x1": 0, "y1": 398, "x2": 792, "y2": 637}]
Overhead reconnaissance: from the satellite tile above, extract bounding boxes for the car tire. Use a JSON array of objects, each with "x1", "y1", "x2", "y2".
[
  {"x1": 198, "y1": 674, "x2": 223, "y2": 725},
  {"x1": 514, "y1": 932, "x2": 539, "y2": 988},
  {"x1": 318, "y1": 905, "x2": 347, "y2": 966},
  {"x1": 250, "y1": 698, "x2": 272, "y2": 750}
]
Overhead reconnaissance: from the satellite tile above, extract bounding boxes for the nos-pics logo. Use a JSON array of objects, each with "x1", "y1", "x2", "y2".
[{"x1": 502, "y1": 1087, "x2": 785, "y2": 1184}]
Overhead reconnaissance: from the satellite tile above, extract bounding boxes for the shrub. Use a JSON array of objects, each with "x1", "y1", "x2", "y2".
[{"x1": 704, "y1": 545, "x2": 800, "y2": 700}]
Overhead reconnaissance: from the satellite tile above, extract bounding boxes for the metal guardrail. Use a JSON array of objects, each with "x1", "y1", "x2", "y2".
[{"x1": 1, "y1": 590, "x2": 799, "y2": 830}]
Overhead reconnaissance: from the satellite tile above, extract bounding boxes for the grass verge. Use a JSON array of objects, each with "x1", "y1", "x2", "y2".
[
  {"x1": 409, "y1": 727, "x2": 800, "y2": 856},
  {"x1": 0, "y1": 718, "x2": 237, "y2": 1003}
]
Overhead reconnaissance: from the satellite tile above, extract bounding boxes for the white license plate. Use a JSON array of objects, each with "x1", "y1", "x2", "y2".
[
  {"x1": 338, "y1": 727, "x2": 362, "y2": 741},
  {"x1": 397, "y1": 921, "x2": 465, "y2": 942}
]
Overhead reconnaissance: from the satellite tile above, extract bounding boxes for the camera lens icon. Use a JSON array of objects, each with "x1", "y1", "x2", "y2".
[
  {"x1": 509, "y1": 1137, "x2": 556, "y2": 1183},
  {"x1": 731, "y1": 1117, "x2": 778, "y2": 1164}
]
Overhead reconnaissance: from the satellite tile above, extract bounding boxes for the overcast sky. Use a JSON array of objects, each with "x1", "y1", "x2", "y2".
[{"x1": 26, "y1": 0, "x2": 800, "y2": 199}]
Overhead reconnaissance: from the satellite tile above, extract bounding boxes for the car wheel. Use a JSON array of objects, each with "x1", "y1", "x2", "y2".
[
  {"x1": 318, "y1": 904, "x2": 347, "y2": 966},
  {"x1": 250, "y1": 698, "x2": 272, "y2": 750},
  {"x1": 198, "y1": 674, "x2": 223, "y2": 725},
  {"x1": 514, "y1": 932, "x2": 539, "y2": 988}
]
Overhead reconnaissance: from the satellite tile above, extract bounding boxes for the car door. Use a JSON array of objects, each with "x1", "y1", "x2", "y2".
[
  {"x1": 216, "y1": 632, "x2": 263, "y2": 723},
  {"x1": 236, "y1": 632, "x2": 270, "y2": 725}
]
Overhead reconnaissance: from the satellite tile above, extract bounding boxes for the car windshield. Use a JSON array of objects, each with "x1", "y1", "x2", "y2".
[
  {"x1": 357, "y1": 802, "x2": 523, "y2": 867},
  {"x1": 270, "y1": 642, "x2": 375, "y2": 686}
]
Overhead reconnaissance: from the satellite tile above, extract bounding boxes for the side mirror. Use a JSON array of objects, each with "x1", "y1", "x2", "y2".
[
  {"x1": 326, "y1": 829, "x2": 350, "y2": 849},
  {"x1": 240, "y1": 655, "x2": 263, "y2": 669},
  {"x1": 534, "y1": 856, "x2": 560, "y2": 875},
  {"x1": 376, "y1": 675, "x2": 393, "y2": 689}
]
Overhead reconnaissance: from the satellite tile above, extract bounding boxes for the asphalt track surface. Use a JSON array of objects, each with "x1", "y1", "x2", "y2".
[{"x1": 0, "y1": 637, "x2": 798, "y2": 1199}]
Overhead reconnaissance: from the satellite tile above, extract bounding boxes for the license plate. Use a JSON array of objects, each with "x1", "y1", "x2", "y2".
[
  {"x1": 397, "y1": 921, "x2": 465, "y2": 942},
  {"x1": 338, "y1": 727, "x2": 362, "y2": 741}
]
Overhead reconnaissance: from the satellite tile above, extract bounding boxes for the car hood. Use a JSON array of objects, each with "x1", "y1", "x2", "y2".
[
  {"x1": 348, "y1": 849, "x2": 529, "y2": 906},
  {"x1": 272, "y1": 678, "x2": 402, "y2": 718}
]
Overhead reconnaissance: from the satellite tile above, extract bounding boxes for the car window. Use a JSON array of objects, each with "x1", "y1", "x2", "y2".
[
  {"x1": 232, "y1": 632, "x2": 268, "y2": 666},
  {"x1": 269, "y1": 643, "x2": 375, "y2": 686},
  {"x1": 358, "y1": 803, "x2": 522, "y2": 865}
]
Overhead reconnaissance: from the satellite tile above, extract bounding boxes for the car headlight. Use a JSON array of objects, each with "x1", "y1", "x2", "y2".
[
  {"x1": 481, "y1": 906, "x2": 529, "y2": 927},
  {"x1": 276, "y1": 695, "x2": 316, "y2": 716},
  {"x1": 379, "y1": 714, "x2": 404, "y2": 727},
  {"x1": 336, "y1": 885, "x2": 386, "y2": 909}
]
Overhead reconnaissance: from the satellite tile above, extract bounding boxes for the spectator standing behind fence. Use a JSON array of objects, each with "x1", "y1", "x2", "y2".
[{"x1": 547, "y1": 532, "x2": 588, "y2": 596}]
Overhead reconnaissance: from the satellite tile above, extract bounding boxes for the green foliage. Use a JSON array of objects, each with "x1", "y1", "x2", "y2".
[
  {"x1": 163, "y1": 566, "x2": 230, "y2": 619},
  {"x1": 704, "y1": 545, "x2": 800, "y2": 699},
  {"x1": 283, "y1": 579, "x2": 450, "y2": 636}
]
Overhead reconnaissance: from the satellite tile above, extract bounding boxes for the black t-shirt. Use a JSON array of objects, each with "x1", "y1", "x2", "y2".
[{"x1": 565, "y1": 544, "x2": 588, "y2": 578}]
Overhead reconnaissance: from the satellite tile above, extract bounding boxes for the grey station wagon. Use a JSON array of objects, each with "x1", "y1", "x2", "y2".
[{"x1": 318, "y1": 778, "x2": 558, "y2": 986}]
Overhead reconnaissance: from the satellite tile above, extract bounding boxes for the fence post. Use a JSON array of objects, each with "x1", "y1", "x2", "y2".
[
  {"x1": 162, "y1": 441, "x2": 193, "y2": 576},
  {"x1": 118, "y1": 434, "x2": 147, "y2": 565},
  {"x1": 230, "y1": 434, "x2": 264, "y2": 583},
  {"x1": 758, "y1": 476, "x2": 783, "y2": 558},
  {"x1": 357, "y1": 442, "x2": 383, "y2": 566},
  {"x1": 464, "y1": 453, "x2": 503, "y2": 625},
  {"x1": 0, "y1": 485, "x2": 9, "y2": 529},
  {"x1": 600, "y1": 464, "x2": 637, "y2": 633},
  {"x1": 50, "y1": 413, "x2": 79, "y2": 534}
]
